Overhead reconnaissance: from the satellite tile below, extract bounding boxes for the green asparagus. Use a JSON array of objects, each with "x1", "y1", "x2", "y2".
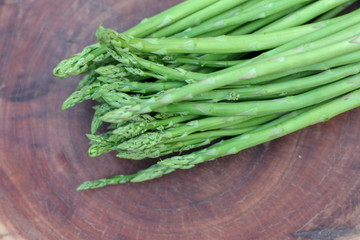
[{"x1": 51, "y1": 0, "x2": 360, "y2": 189}]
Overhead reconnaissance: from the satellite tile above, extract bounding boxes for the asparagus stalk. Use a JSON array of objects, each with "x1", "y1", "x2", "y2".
[
  {"x1": 89, "y1": 115, "x2": 202, "y2": 159},
  {"x1": 95, "y1": 64, "x2": 131, "y2": 79},
  {"x1": 103, "y1": 49, "x2": 206, "y2": 82},
  {"x1": 266, "y1": 20, "x2": 360, "y2": 60},
  {"x1": 112, "y1": 114, "x2": 198, "y2": 139},
  {"x1": 166, "y1": 127, "x2": 256, "y2": 144},
  {"x1": 91, "y1": 104, "x2": 114, "y2": 134},
  {"x1": 186, "y1": 3, "x2": 353, "y2": 65},
  {"x1": 95, "y1": 62, "x2": 170, "y2": 81},
  {"x1": 53, "y1": 44, "x2": 109, "y2": 78},
  {"x1": 190, "y1": 0, "x2": 264, "y2": 26},
  {"x1": 112, "y1": 114, "x2": 281, "y2": 159},
  {"x1": 156, "y1": 73, "x2": 360, "y2": 116},
  {"x1": 101, "y1": 35, "x2": 360, "y2": 122},
  {"x1": 87, "y1": 134, "x2": 115, "y2": 157},
  {"x1": 116, "y1": 126, "x2": 258, "y2": 160},
  {"x1": 150, "y1": 0, "x2": 247, "y2": 38},
  {"x1": 238, "y1": 50, "x2": 360, "y2": 85},
  {"x1": 62, "y1": 80, "x2": 148, "y2": 110},
  {"x1": 218, "y1": 11, "x2": 360, "y2": 74},
  {"x1": 124, "y1": 0, "x2": 219, "y2": 38},
  {"x1": 53, "y1": 0, "x2": 218, "y2": 78},
  {"x1": 166, "y1": 113, "x2": 282, "y2": 143},
  {"x1": 166, "y1": 57, "x2": 245, "y2": 68},
  {"x1": 198, "y1": 113, "x2": 282, "y2": 131},
  {"x1": 192, "y1": 63, "x2": 360, "y2": 102},
  {"x1": 99, "y1": 81, "x2": 186, "y2": 94},
  {"x1": 62, "y1": 82, "x2": 101, "y2": 110},
  {"x1": 194, "y1": 0, "x2": 290, "y2": 38},
  {"x1": 114, "y1": 113, "x2": 282, "y2": 153},
  {"x1": 155, "y1": 46, "x2": 360, "y2": 86},
  {"x1": 257, "y1": 0, "x2": 351, "y2": 33},
  {"x1": 180, "y1": 3, "x2": 313, "y2": 65},
  {"x1": 172, "y1": 0, "x2": 313, "y2": 38},
  {"x1": 78, "y1": 88, "x2": 360, "y2": 189},
  {"x1": 171, "y1": 0, "x2": 266, "y2": 38},
  {"x1": 100, "y1": 90, "x2": 144, "y2": 109},
  {"x1": 114, "y1": 137, "x2": 215, "y2": 160},
  {"x1": 313, "y1": 0, "x2": 357, "y2": 23},
  {"x1": 98, "y1": 16, "x2": 360, "y2": 84},
  {"x1": 140, "y1": 2, "x2": 320, "y2": 74},
  {"x1": 52, "y1": 0, "x2": 360, "y2": 189},
  {"x1": 113, "y1": 22, "x2": 330, "y2": 54},
  {"x1": 87, "y1": 112, "x2": 187, "y2": 156},
  {"x1": 229, "y1": 7, "x2": 298, "y2": 36},
  {"x1": 98, "y1": 42, "x2": 330, "y2": 85},
  {"x1": 225, "y1": 71, "x2": 317, "y2": 87},
  {"x1": 113, "y1": 115, "x2": 255, "y2": 151}
]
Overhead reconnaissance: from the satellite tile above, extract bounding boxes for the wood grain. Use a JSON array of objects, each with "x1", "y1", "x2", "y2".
[{"x1": 1, "y1": 1, "x2": 360, "y2": 239}]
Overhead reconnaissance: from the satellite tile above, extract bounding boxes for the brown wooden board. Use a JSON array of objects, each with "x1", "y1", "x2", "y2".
[{"x1": 1, "y1": 1, "x2": 360, "y2": 239}]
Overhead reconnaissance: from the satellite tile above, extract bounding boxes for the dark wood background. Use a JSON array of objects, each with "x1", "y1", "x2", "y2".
[{"x1": 1, "y1": 1, "x2": 360, "y2": 239}]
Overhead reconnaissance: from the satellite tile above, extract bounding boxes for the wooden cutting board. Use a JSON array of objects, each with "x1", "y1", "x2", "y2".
[{"x1": 1, "y1": 1, "x2": 360, "y2": 239}]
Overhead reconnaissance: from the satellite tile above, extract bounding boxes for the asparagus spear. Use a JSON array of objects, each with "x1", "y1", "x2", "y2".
[
  {"x1": 218, "y1": 10, "x2": 360, "y2": 74},
  {"x1": 238, "y1": 50, "x2": 360, "y2": 85},
  {"x1": 123, "y1": 0, "x2": 219, "y2": 38},
  {"x1": 87, "y1": 112, "x2": 188, "y2": 156},
  {"x1": 101, "y1": 49, "x2": 206, "y2": 82},
  {"x1": 313, "y1": 0, "x2": 357, "y2": 23},
  {"x1": 53, "y1": 44, "x2": 109, "y2": 78},
  {"x1": 171, "y1": 0, "x2": 268, "y2": 38},
  {"x1": 101, "y1": 35, "x2": 360, "y2": 122},
  {"x1": 184, "y1": 4, "x2": 357, "y2": 67},
  {"x1": 95, "y1": 64, "x2": 130, "y2": 79},
  {"x1": 229, "y1": 7, "x2": 299, "y2": 36},
  {"x1": 87, "y1": 133, "x2": 115, "y2": 157},
  {"x1": 122, "y1": 41, "x2": 360, "y2": 86},
  {"x1": 192, "y1": 63, "x2": 360, "y2": 102},
  {"x1": 173, "y1": 0, "x2": 313, "y2": 38},
  {"x1": 62, "y1": 82, "x2": 101, "y2": 110},
  {"x1": 150, "y1": 0, "x2": 247, "y2": 38},
  {"x1": 98, "y1": 81, "x2": 185, "y2": 94},
  {"x1": 179, "y1": 3, "x2": 313, "y2": 65},
  {"x1": 114, "y1": 113, "x2": 281, "y2": 152},
  {"x1": 91, "y1": 104, "x2": 114, "y2": 134},
  {"x1": 156, "y1": 74, "x2": 360, "y2": 116},
  {"x1": 88, "y1": 116, "x2": 203, "y2": 159},
  {"x1": 98, "y1": 16, "x2": 360, "y2": 83},
  {"x1": 77, "y1": 88, "x2": 360, "y2": 189},
  {"x1": 113, "y1": 115, "x2": 254, "y2": 151},
  {"x1": 52, "y1": 0, "x2": 360, "y2": 189},
  {"x1": 110, "y1": 114, "x2": 280, "y2": 159},
  {"x1": 165, "y1": 57, "x2": 245, "y2": 68},
  {"x1": 194, "y1": 0, "x2": 296, "y2": 37},
  {"x1": 116, "y1": 126, "x2": 258, "y2": 160},
  {"x1": 114, "y1": 137, "x2": 216, "y2": 160},
  {"x1": 257, "y1": 0, "x2": 351, "y2": 32},
  {"x1": 113, "y1": 22, "x2": 331, "y2": 54},
  {"x1": 112, "y1": 114, "x2": 198, "y2": 139},
  {"x1": 53, "y1": 0, "x2": 218, "y2": 78}
]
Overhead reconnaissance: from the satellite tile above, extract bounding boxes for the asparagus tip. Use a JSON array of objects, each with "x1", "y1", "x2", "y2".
[
  {"x1": 96, "y1": 25, "x2": 119, "y2": 47},
  {"x1": 77, "y1": 174, "x2": 136, "y2": 190}
]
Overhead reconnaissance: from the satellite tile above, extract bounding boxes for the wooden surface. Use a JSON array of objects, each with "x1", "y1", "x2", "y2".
[{"x1": 1, "y1": 1, "x2": 360, "y2": 239}]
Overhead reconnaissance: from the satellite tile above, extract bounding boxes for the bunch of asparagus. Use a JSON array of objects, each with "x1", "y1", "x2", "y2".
[{"x1": 53, "y1": 0, "x2": 360, "y2": 190}]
